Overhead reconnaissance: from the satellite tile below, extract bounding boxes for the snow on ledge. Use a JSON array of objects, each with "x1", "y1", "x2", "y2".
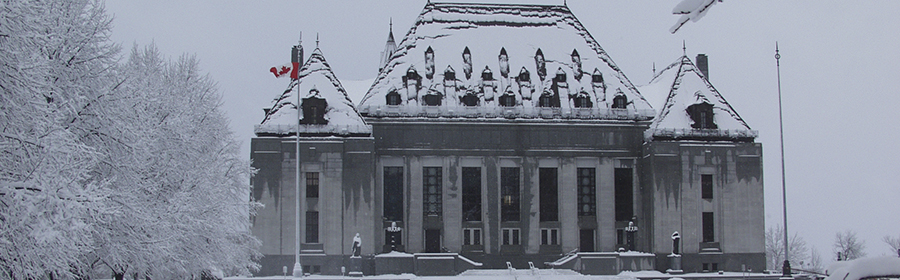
[{"x1": 375, "y1": 251, "x2": 413, "y2": 258}]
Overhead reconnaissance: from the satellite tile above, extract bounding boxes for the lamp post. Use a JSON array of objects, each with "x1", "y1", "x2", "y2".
[{"x1": 775, "y1": 42, "x2": 792, "y2": 279}]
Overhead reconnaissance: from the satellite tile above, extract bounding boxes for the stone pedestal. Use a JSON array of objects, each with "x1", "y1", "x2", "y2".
[
  {"x1": 348, "y1": 257, "x2": 363, "y2": 277},
  {"x1": 292, "y1": 262, "x2": 303, "y2": 277},
  {"x1": 666, "y1": 255, "x2": 683, "y2": 274}
]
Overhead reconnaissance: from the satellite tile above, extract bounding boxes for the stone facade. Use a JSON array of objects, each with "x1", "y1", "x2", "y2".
[{"x1": 249, "y1": 2, "x2": 765, "y2": 276}]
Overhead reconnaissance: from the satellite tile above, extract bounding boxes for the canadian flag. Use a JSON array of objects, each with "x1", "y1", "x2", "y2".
[{"x1": 270, "y1": 62, "x2": 299, "y2": 79}]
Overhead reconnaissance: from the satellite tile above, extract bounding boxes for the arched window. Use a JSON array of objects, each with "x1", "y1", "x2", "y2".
[{"x1": 386, "y1": 90, "x2": 401, "y2": 105}]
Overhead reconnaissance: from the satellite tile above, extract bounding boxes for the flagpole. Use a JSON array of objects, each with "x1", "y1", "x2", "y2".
[
  {"x1": 293, "y1": 35, "x2": 304, "y2": 279},
  {"x1": 776, "y1": 42, "x2": 792, "y2": 279}
]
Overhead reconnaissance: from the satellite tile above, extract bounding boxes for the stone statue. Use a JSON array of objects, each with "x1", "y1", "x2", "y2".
[
  {"x1": 625, "y1": 221, "x2": 638, "y2": 251},
  {"x1": 351, "y1": 233, "x2": 362, "y2": 257}
]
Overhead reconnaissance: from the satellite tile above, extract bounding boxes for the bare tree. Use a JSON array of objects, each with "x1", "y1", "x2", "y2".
[
  {"x1": 884, "y1": 234, "x2": 900, "y2": 256},
  {"x1": 765, "y1": 224, "x2": 809, "y2": 271},
  {"x1": 833, "y1": 230, "x2": 866, "y2": 260},
  {"x1": 807, "y1": 247, "x2": 824, "y2": 274}
]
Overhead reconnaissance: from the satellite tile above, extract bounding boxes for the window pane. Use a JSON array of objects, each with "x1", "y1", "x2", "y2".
[
  {"x1": 423, "y1": 167, "x2": 442, "y2": 216},
  {"x1": 539, "y1": 168, "x2": 558, "y2": 222},
  {"x1": 501, "y1": 167, "x2": 520, "y2": 222},
  {"x1": 383, "y1": 167, "x2": 404, "y2": 221},
  {"x1": 577, "y1": 168, "x2": 596, "y2": 216},
  {"x1": 614, "y1": 168, "x2": 633, "y2": 221},
  {"x1": 306, "y1": 172, "x2": 319, "y2": 198},
  {"x1": 305, "y1": 211, "x2": 318, "y2": 243},
  {"x1": 462, "y1": 167, "x2": 482, "y2": 221}
]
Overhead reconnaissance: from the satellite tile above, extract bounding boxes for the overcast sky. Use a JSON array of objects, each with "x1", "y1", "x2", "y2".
[{"x1": 105, "y1": 0, "x2": 900, "y2": 266}]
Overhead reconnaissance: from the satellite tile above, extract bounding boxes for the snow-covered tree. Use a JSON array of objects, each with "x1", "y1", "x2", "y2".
[
  {"x1": 89, "y1": 45, "x2": 261, "y2": 280},
  {"x1": 833, "y1": 230, "x2": 866, "y2": 261},
  {"x1": 0, "y1": 0, "x2": 118, "y2": 278},
  {"x1": 765, "y1": 224, "x2": 809, "y2": 271},
  {"x1": 1, "y1": 1, "x2": 260, "y2": 278}
]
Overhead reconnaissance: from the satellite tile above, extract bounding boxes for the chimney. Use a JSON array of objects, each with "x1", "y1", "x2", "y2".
[{"x1": 696, "y1": 54, "x2": 709, "y2": 80}]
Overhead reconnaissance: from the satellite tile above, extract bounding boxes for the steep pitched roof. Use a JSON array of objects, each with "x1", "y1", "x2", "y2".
[
  {"x1": 256, "y1": 48, "x2": 371, "y2": 137},
  {"x1": 358, "y1": 2, "x2": 654, "y2": 120},
  {"x1": 640, "y1": 55, "x2": 756, "y2": 141}
]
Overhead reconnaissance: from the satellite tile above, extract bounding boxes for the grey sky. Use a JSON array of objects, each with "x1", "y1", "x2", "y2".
[{"x1": 105, "y1": 0, "x2": 900, "y2": 265}]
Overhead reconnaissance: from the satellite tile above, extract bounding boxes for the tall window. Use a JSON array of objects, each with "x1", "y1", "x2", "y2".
[
  {"x1": 701, "y1": 174, "x2": 713, "y2": 200},
  {"x1": 305, "y1": 211, "x2": 318, "y2": 243},
  {"x1": 306, "y1": 172, "x2": 319, "y2": 198},
  {"x1": 703, "y1": 212, "x2": 715, "y2": 242},
  {"x1": 614, "y1": 168, "x2": 633, "y2": 222},
  {"x1": 462, "y1": 167, "x2": 481, "y2": 221},
  {"x1": 577, "y1": 168, "x2": 596, "y2": 216},
  {"x1": 383, "y1": 167, "x2": 403, "y2": 221},
  {"x1": 500, "y1": 167, "x2": 520, "y2": 222},
  {"x1": 539, "y1": 168, "x2": 558, "y2": 222},
  {"x1": 423, "y1": 167, "x2": 442, "y2": 216}
]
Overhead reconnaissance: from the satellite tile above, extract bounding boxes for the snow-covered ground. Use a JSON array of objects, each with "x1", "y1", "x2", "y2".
[{"x1": 223, "y1": 269, "x2": 786, "y2": 280}]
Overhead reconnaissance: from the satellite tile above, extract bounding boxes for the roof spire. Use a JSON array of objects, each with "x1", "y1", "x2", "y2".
[
  {"x1": 682, "y1": 40, "x2": 687, "y2": 56},
  {"x1": 298, "y1": 31, "x2": 302, "y2": 46},
  {"x1": 652, "y1": 62, "x2": 656, "y2": 76},
  {"x1": 316, "y1": 33, "x2": 320, "y2": 48}
]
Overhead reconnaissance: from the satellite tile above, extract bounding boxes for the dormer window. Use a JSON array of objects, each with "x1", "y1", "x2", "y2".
[
  {"x1": 386, "y1": 90, "x2": 402, "y2": 105},
  {"x1": 592, "y1": 70, "x2": 604, "y2": 84},
  {"x1": 461, "y1": 93, "x2": 479, "y2": 107},
  {"x1": 481, "y1": 66, "x2": 493, "y2": 81},
  {"x1": 499, "y1": 87, "x2": 516, "y2": 107},
  {"x1": 444, "y1": 66, "x2": 456, "y2": 81},
  {"x1": 301, "y1": 95, "x2": 328, "y2": 125},
  {"x1": 612, "y1": 94, "x2": 627, "y2": 109},
  {"x1": 687, "y1": 102, "x2": 717, "y2": 129},
  {"x1": 516, "y1": 67, "x2": 530, "y2": 83},
  {"x1": 553, "y1": 68, "x2": 566, "y2": 83},
  {"x1": 574, "y1": 92, "x2": 592, "y2": 108},
  {"x1": 423, "y1": 93, "x2": 442, "y2": 106},
  {"x1": 539, "y1": 90, "x2": 558, "y2": 108}
]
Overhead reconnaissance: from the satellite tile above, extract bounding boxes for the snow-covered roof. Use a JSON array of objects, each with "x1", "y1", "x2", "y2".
[
  {"x1": 358, "y1": 2, "x2": 654, "y2": 121},
  {"x1": 640, "y1": 55, "x2": 756, "y2": 141},
  {"x1": 256, "y1": 48, "x2": 371, "y2": 137}
]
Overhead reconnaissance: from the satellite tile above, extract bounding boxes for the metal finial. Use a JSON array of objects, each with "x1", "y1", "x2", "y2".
[
  {"x1": 298, "y1": 31, "x2": 302, "y2": 46},
  {"x1": 682, "y1": 40, "x2": 687, "y2": 56},
  {"x1": 652, "y1": 62, "x2": 656, "y2": 76},
  {"x1": 390, "y1": 17, "x2": 393, "y2": 30},
  {"x1": 775, "y1": 42, "x2": 781, "y2": 62},
  {"x1": 316, "y1": 33, "x2": 319, "y2": 48}
]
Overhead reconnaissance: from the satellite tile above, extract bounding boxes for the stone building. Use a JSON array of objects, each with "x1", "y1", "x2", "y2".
[{"x1": 250, "y1": 2, "x2": 764, "y2": 276}]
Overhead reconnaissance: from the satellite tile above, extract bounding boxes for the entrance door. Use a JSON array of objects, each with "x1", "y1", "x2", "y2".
[
  {"x1": 580, "y1": 229, "x2": 595, "y2": 252},
  {"x1": 425, "y1": 229, "x2": 441, "y2": 253}
]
